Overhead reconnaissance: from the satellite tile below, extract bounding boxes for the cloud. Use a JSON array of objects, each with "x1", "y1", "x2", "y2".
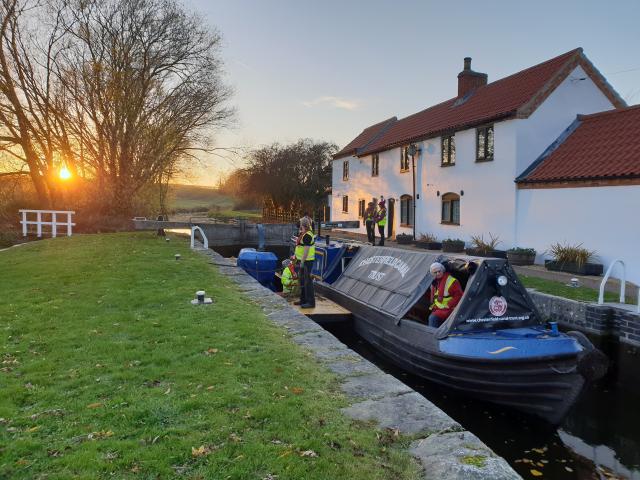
[{"x1": 302, "y1": 96, "x2": 359, "y2": 111}]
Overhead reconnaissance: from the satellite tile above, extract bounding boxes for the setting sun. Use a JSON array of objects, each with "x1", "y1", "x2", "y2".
[{"x1": 59, "y1": 166, "x2": 71, "y2": 180}]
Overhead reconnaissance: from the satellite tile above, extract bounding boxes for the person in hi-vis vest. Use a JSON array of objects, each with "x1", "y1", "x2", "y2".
[
  {"x1": 294, "y1": 217, "x2": 316, "y2": 308},
  {"x1": 374, "y1": 198, "x2": 387, "y2": 246},
  {"x1": 428, "y1": 262, "x2": 463, "y2": 327},
  {"x1": 364, "y1": 201, "x2": 376, "y2": 245}
]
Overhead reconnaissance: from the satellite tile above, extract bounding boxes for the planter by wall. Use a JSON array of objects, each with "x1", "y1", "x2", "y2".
[
  {"x1": 442, "y1": 241, "x2": 465, "y2": 253},
  {"x1": 544, "y1": 260, "x2": 604, "y2": 276},
  {"x1": 396, "y1": 234, "x2": 414, "y2": 245},
  {"x1": 415, "y1": 241, "x2": 442, "y2": 250},
  {"x1": 507, "y1": 252, "x2": 536, "y2": 265},
  {"x1": 465, "y1": 248, "x2": 507, "y2": 258}
]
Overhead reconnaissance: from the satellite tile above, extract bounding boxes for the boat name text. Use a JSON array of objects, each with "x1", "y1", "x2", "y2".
[{"x1": 358, "y1": 255, "x2": 411, "y2": 278}]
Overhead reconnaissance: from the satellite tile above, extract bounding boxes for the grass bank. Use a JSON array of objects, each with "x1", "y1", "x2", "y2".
[
  {"x1": 520, "y1": 275, "x2": 635, "y2": 305},
  {"x1": 0, "y1": 233, "x2": 419, "y2": 479}
]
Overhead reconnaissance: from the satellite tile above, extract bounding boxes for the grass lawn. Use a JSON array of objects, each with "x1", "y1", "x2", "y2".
[
  {"x1": 520, "y1": 275, "x2": 635, "y2": 304},
  {"x1": 0, "y1": 233, "x2": 420, "y2": 479}
]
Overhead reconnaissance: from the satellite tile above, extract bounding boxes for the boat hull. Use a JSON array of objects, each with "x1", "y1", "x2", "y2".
[{"x1": 318, "y1": 283, "x2": 585, "y2": 424}]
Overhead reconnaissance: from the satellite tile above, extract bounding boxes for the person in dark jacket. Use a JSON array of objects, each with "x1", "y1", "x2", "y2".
[{"x1": 364, "y1": 201, "x2": 376, "y2": 245}]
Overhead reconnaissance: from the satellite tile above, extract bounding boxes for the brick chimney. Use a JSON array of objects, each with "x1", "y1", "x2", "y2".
[{"x1": 457, "y1": 57, "x2": 488, "y2": 98}]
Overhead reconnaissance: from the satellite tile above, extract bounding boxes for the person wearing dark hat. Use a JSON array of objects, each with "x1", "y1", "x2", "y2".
[
  {"x1": 374, "y1": 198, "x2": 387, "y2": 246},
  {"x1": 364, "y1": 201, "x2": 376, "y2": 245},
  {"x1": 294, "y1": 217, "x2": 316, "y2": 308}
]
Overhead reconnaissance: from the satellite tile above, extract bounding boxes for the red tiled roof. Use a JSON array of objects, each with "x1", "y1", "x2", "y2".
[
  {"x1": 355, "y1": 48, "x2": 623, "y2": 156},
  {"x1": 518, "y1": 105, "x2": 640, "y2": 183},
  {"x1": 333, "y1": 116, "x2": 397, "y2": 159}
]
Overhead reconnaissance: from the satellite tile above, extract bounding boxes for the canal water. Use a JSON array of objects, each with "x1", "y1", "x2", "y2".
[
  {"x1": 324, "y1": 321, "x2": 640, "y2": 480},
  {"x1": 218, "y1": 242, "x2": 640, "y2": 479}
]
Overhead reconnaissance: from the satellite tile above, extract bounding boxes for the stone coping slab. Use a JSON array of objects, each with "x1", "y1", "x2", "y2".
[
  {"x1": 191, "y1": 239, "x2": 521, "y2": 480},
  {"x1": 410, "y1": 431, "x2": 520, "y2": 480}
]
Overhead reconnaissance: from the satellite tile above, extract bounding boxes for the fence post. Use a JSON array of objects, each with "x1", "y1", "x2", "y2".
[
  {"x1": 36, "y1": 211, "x2": 42, "y2": 237},
  {"x1": 21, "y1": 210, "x2": 27, "y2": 237},
  {"x1": 52, "y1": 212, "x2": 57, "y2": 237},
  {"x1": 66, "y1": 212, "x2": 73, "y2": 236}
]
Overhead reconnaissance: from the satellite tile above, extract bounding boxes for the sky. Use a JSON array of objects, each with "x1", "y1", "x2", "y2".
[{"x1": 183, "y1": 0, "x2": 640, "y2": 186}]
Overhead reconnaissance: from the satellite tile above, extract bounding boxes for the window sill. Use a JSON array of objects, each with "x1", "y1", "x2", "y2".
[
  {"x1": 371, "y1": 174, "x2": 379, "y2": 177},
  {"x1": 440, "y1": 163, "x2": 456, "y2": 167},
  {"x1": 475, "y1": 158, "x2": 494, "y2": 163},
  {"x1": 400, "y1": 223, "x2": 414, "y2": 228},
  {"x1": 342, "y1": 178, "x2": 349, "y2": 181},
  {"x1": 400, "y1": 169, "x2": 410, "y2": 173},
  {"x1": 342, "y1": 211, "x2": 349, "y2": 214},
  {"x1": 440, "y1": 221, "x2": 460, "y2": 226}
]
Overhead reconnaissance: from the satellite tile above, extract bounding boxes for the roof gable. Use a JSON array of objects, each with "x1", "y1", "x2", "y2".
[
  {"x1": 517, "y1": 105, "x2": 640, "y2": 185},
  {"x1": 356, "y1": 48, "x2": 624, "y2": 156},
  {"x1": 333, "y1": 116, "x2": 397, "y2": 159}
]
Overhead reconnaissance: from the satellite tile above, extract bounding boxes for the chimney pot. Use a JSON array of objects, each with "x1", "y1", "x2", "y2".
[
  {"x1": 457, "y1": 57, "x2": 487, "y2": 98},
  {"x1": 464, "y1": 57, "x2": 472, "y2": 70}
]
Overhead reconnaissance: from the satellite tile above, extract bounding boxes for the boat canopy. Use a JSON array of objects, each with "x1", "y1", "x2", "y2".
[{"x1": 327, "y1": 245, "x2": 543, "y2": 338}]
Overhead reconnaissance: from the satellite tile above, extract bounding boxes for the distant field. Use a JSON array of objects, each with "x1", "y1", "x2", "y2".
[{"x1": 168, "y1": 184, "x2": 234, "y2": 211}]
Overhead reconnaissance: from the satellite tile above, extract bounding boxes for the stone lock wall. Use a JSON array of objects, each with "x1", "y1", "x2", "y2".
[{"x1": 528, "y1": 290, "x2": 640, "y2": 347}]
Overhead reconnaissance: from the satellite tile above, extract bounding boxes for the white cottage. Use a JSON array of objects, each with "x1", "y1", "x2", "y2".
[{"x1": 332, "y1": 48, "x2": 640, "y2": 282}]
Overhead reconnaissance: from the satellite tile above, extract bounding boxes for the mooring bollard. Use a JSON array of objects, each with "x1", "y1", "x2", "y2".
[
  {"x1": 191, "y1": 290, "x2": 213, "y2": 305},
  {"x1": 570, "y1": 278, "x2": 579, "y2": 288},
  {"x1": 166, "y1": 238, "x2": 170, "y2": 242},
  {"x1": 175, "y1": 254, "x2": 181, "y2": 261}
]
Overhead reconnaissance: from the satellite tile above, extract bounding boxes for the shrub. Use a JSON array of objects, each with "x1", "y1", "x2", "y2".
[
  {"x1": 507, "y1": 247, "x2": 536, "y2": 255},
  {"x1": 470, "y1": 233, "x2": 501, "y2": 254},
  {"x1": 442, "y1": 238, "x2": 465, "y2": 246},
  {"x1": 418, "y1": 232, "x2": 438, "y2": 242},
  {"x1": 548, "y1": 242, "x2": 596, "y2": 267}
]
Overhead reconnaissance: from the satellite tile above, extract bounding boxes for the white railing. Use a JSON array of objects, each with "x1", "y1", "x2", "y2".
[
  {"x1": 190, "y1": 226, "x2": 208, "y2": 249},
  {"x1": 19, "y1": 210, "x2": 75, "y2": 238},
  {"x1": 598, "y1": 259, "x2": 640, "y2": 313}
]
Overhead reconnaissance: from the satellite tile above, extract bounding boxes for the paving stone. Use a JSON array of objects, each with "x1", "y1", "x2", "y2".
[
  {"x1": 341, "y1": 373, "x2": 413, "y2": 400},
  {"x1": 410, "y1": 431, "x2": 520, "y2": 480},
  {"x1": 342, "y1": 392, "x2": 461, "y2": 435},
  {"x1": 312, "y1": 348, "x2": 362, "y2": 361},
  {"x1": 324, "y1": 358, "x2": 381, "y2": 377},
  {"x1": 217, "y1": 266, "x2": 246, "y2": 276},
  {"x1": 291, "y1": 330, "x2": 345, "y2": 351}
]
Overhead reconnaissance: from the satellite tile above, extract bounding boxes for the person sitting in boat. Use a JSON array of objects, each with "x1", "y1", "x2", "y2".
[
  {"x1": 428, "y1": 262, "x2": 463, "y2": 328},
  {"x1": 279, "y1": 259, "x2": 299, "y2": 297}
]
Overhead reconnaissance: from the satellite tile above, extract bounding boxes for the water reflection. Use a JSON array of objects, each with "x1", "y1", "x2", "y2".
[{"x1": 325, "y1": 322, "x2": 640, "y2": 479}]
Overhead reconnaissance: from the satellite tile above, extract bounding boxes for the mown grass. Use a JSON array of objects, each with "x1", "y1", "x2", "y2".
[
  {"x1": 520, "y1": 275, "x2": 635, "y2": 304},
  {"x1": 0, "y1": 233, "x2": 420, "y2": 479}
]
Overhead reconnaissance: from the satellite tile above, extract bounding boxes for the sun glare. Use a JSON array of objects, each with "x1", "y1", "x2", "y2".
[{"x1": 59, "y1": 166, "x2": 72, "y2": 180}]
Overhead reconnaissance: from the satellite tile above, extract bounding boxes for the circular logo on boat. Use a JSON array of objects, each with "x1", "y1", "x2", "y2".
[{"x1": 489, "y1": 296, "x2": 508, "y2": 317}]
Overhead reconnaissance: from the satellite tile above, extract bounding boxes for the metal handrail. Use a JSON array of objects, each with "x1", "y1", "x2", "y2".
[
  {"x1": 190, "y1": 226, "x2": 209, "y2": 250},
  {"x1": 598, "y1": 259, "x2": 626, "y2": 305}
]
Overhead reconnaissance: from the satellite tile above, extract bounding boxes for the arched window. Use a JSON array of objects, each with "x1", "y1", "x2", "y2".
[
  {"x1": 400, "y1": 194, "x2": 414, "y2": 226},
  {"x1": 441, "y1": 193, "x2": 460, "y2": 225}
]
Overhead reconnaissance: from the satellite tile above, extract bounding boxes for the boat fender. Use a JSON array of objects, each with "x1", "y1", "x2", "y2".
[{"x1": 568, "y1": 331, "x2": 608, "y2": 382}]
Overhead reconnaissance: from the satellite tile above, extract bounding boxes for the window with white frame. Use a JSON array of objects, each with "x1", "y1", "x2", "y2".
[
  {"x1": 441, "y1": 134, "x2": 456, "y2": 166},
  {"x1": 400, "y1": 194, "x2": 414, "y2": 226},
  {"x1": 342, "y1": 195, "x2": 349, "y2": 213},
  {"x1": 371, "y1": 154, "x2": 379, "y2": 177},
  {"x1": 441, "y1": 193, "x2": 460, "y2": 225},
  {"x1": 342, "y1": 160, "x2": 349, "y2": 180},
  {"x1": 358, "y1": 199, "x2": 366, "y2": 218}
]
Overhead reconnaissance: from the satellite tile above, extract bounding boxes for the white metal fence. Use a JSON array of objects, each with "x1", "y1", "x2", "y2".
[{"x1": 19, "y1": 210, "x2": 75, "y2": 238}]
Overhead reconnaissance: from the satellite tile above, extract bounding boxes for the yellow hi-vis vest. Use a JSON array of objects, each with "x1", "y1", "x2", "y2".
[
  {"x1": 376, "y1": 207, "x2": 387, "y2": 227},
  {"x1": 295, "y1": 231, "x2": 316, "y2": 261},
  {"x1": 432, "y1": 275, "x2": 457, "y2": 309},
  {"x1": 281, "y1": 266, "x2": 298, "y2": 294}
]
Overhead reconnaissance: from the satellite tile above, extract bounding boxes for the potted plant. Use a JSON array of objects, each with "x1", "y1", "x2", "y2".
[
  {"x1": 415, "y1": 233, "x2": 442, "y2": 250},
  {"x1": 465, "y1": 233, "x2": 506, "y2": 258},
  {"x1": 507, "y1": 247, "x2": 537, "y2": 266},
  {"x1": 442, "y1": 238, "x2": 465, "y2": 253},
  {"x1": 544, "y1": 242, "x2": 603, "y2": 275},
  {"x1": 395, "y1": 233, "x2": 414, "y2": 245}
]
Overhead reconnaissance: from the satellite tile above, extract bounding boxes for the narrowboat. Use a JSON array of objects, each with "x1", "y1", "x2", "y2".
[{"x1": 314, "y1": 243, "x2": 607, "y2": 424}]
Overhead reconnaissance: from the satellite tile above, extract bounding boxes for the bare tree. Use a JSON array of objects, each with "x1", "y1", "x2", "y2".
[{"x1": 0, "y1": 0, "x2": 234, "y2": 214}]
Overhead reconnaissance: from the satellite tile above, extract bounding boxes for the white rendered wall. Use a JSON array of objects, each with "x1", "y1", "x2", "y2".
[
  {"x1": 331, "y1": 149, "x2": 416, "y2": 237},
  {"x1": 416, "y1": 120, "x2": 519, "y2": 246},
  {"x1": 516, "y1": 186, "x2": 640, "y2": 285},
  {"x1": 515, "y1": 65, "x2": 615, "y2": 176}
]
